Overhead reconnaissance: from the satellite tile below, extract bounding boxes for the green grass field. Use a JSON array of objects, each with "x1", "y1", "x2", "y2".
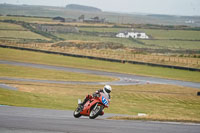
[
  {"x1": 0, "y1": 16, "x2": 53, "y2": 23},
  {"x1": 0, "y1": 22, "x2": 26, "y2": 30},
  {"x1": 0, "y1": 87, "x2": 72, "y2": 109},
  {"x1": 0, "y1": 47, "x2": 200, "y2": 82},
  {"x1": 79, "y1": 27, "x2": 200, "y2": 40},
  {"x1": 0, "y1": 22, "x2": 50, "y2": 40},
  {"x1": 0, "y1": 83, "x2": 199, "y2": 123},
  {"x1": 0, "y1": 64, "x2": 115, "y2": 82},
  {"x1": 0, "y1": 30, "x2": 49, "y2": 40},
  {"x1": 142, "y1": 29, "x2": 200, "y2": 40},
  {"x1": 54, "y1": 33, "x2": 143, "y2": 48},
  {"x1": 78, "y1": 27, "x2": 200, "y2": 51},
  {"x1": 79, "y1": 27, "x2": 123, "y2": 33},
  {"x1": 54, "y1": 31, "x2": 200, "y2": 51},
  {"x1": 141, "y1": 39, "x2": 200, "y2": 50},
  {"x1": 1, "y1": 17, "x2": 200, "y2": 53}
]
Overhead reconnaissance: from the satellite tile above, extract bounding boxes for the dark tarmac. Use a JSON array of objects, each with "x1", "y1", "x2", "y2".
[{"x1": 0, "y1": 106, "x2": 200, "y2": 133}]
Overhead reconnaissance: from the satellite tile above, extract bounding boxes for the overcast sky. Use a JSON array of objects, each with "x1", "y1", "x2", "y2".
[{"x1": 1, "y1": 0, "x2": 200, "y2": 16}]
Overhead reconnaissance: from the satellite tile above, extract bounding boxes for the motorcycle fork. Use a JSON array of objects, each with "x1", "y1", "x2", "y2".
[{"x1": 93, "y1": 103, "x2": 98, "y2": 110}]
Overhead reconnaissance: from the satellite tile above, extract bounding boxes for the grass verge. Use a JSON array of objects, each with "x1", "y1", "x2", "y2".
[
  {"x1": 0, "y1": 81, "x2": 200, "y2": 123},
  {"x1": 0, "y1": 64, "x2": 115, "y2": 82},
  {"x1": 0, "y1": 87, "x2": 72, "y2": 110},
  {"x1": 107, "y1": 116, "x2": 200, "y2": 123},
  {"x1": 0, "y1": 47, "x2": 200, "y2": 82}
]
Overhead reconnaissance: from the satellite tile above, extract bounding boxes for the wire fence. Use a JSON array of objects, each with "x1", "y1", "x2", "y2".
[{"x1": 1, "y1": 44, "x2": 200, "y2": 71}]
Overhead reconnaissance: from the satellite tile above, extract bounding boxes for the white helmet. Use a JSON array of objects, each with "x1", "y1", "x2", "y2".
[{"x1": 103, "y1": 85, "x2": 112, "y2": 94}]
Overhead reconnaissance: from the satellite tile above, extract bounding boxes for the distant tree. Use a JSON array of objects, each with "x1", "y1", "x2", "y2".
[
  {"x1": 93, "y1": 16, "x2": 99, "y2": 20},
  {"x1": 78, "y1": 15, "x2": 85, "y2": 21}
]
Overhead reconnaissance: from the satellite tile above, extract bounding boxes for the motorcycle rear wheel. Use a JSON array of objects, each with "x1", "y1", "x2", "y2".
[
  {"x1": 89, "y1": 105, "x2": 103, "y2": 119},
  {"x1": 73, "y1": 106, "x2": 82, "y2": 118}
]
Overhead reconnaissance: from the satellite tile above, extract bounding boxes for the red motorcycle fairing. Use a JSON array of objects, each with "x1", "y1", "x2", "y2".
[
  {"x1": 73, "y1": 92, "x2": 109, "y2": 119},
  {"x1": 80, "y1": 98, "x2": 101, "y2": 116}
]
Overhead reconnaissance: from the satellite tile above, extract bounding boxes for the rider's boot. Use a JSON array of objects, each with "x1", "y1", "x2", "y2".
[{"x1": 79, "y1": 98, "x2": 88, "y2": 110}]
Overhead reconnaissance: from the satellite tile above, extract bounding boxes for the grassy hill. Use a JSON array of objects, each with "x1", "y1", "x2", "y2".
[
  {"x1": 0, "y1": 4, "x2": 200, "y2": 26},
  {"x1": 66, "y1": 4, "x2": 102, "y2": 12}
]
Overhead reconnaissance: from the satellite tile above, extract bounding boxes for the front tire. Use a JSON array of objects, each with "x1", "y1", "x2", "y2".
[
  {"x1": 73, "y1": 106, "x2": 82, "y2": 118},
  {"x1": 89, "y1": 104, "x2": 103, "y2": 119}
]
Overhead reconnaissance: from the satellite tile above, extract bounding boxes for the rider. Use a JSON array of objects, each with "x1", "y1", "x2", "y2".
[{"x1": 79, "y1": 85, "x2": 112, "y2": 107}]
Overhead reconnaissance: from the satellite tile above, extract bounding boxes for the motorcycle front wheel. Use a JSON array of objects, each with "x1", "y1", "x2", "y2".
[
  {"x1": 73, "y1": 106, "x2": 82, "y2": 118},
  {"x1": 89, "y1": 104, "x2": 103, "y2": 119}
]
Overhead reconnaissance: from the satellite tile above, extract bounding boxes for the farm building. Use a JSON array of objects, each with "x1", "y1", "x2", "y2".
[
  {"x1": 116, "y1": 29, "x2": 149, "y2": 39},
  {"x1": 83, "y1": 16, "x2": 105, "y2": 23},
  {"x1": 52, "y1": 17, "x2": 65, "y2": 22},
  {"x1": 52, "y1": 16, "x2": 76, "y2": 22}
]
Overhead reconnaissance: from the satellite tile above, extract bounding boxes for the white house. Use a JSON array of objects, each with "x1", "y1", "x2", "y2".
[{"x1": 116, "y1": 29, "x2": 149, "y2": 39}]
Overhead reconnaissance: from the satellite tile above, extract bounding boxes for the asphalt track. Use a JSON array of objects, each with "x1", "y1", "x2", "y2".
[
  {"x1": 0, "y1": 60, "x2": 200, "y2": 88},
  {"x1": 1, "y1": 60, "x2": 200, "y2": 132},
  {"x1": 0, "y1": 106, "x2": 200, "y2": 133}
]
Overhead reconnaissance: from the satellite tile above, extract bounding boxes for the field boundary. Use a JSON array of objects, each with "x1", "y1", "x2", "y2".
[{"x1": 1, "y1": 44, "x2": 200, "y2": 72}]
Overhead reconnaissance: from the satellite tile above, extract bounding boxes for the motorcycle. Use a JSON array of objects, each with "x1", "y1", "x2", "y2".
[{"x1": 73, "y1": 92, "x2": 110, "y2": 119}]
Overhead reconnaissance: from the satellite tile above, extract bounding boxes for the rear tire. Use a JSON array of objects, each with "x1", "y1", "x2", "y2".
[
  {"x1": 89, "y1": 105, "x2": 103, "y2": 119},
  {"x1": 73, "y1": 106, "x2": 82, "y2": 118}
]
